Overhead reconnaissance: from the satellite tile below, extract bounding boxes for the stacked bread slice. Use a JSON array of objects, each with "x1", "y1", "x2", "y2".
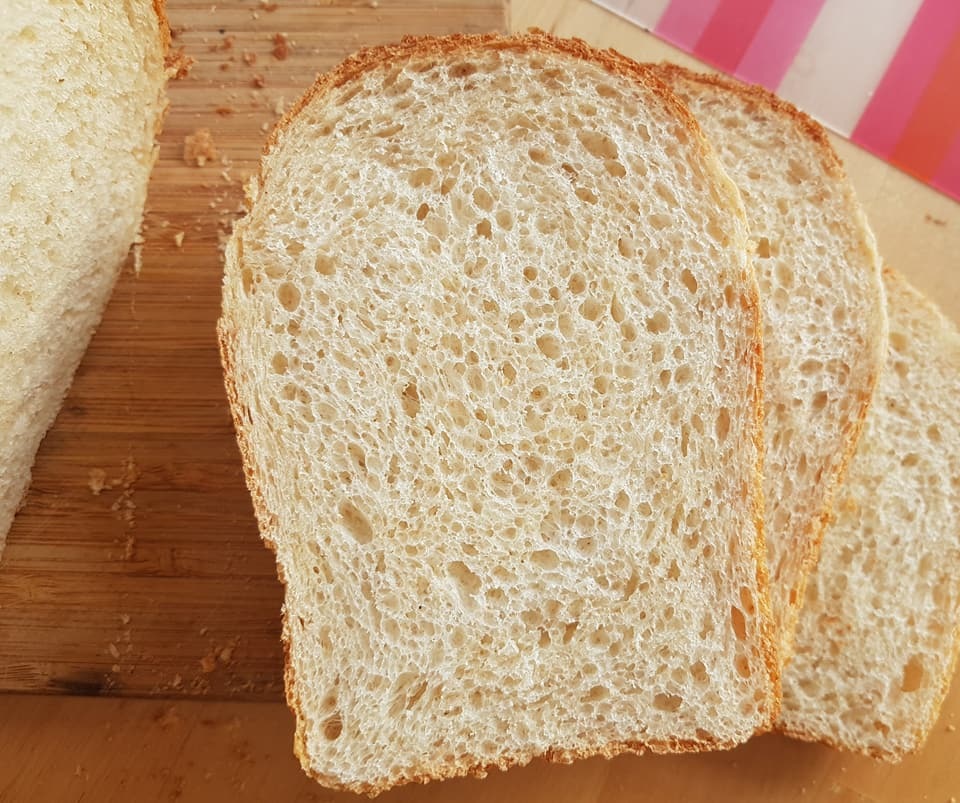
[{"x1": 220, "y1": 31, "x2": 960, "y2": 793}]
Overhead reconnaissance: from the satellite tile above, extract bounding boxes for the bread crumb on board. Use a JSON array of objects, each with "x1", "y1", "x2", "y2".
[
  {"x1": 947, "y1": 723, "x2": 957, "y2": 732},
  {"x1": 174, "y1": 231, "x2": 185, "y2": 248},
  {"x1": 88, "y1": 468, "x2": 108, "y2": 495},
  {"x1": 272, "y1": 32, "x2": 290, "y2": 60},
  {"x1": 184, "y1": 128, "x2": 218, "y2": 166}
]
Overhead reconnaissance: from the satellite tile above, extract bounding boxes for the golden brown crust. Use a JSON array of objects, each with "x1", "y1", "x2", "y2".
[
  {"x1": 654, "y1": 62, "x2": 887, "y2": 666},
  {"x1": 223, "y1": 32, "x2": 781, "y2": 795}
]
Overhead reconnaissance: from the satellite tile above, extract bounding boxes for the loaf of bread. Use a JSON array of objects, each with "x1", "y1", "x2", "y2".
[
  {"x1": 656, "y1": 66, "x2": 887, "y2": 660},
  {"x1": 781, "y1": 269, "x2": 960, "y2": 760},
  {"x1": 0, "y1": 1, "x2": 172, "y2": 554},
  {"x1": 220, "y1": 32, "x2": 777, "y2": 795}
]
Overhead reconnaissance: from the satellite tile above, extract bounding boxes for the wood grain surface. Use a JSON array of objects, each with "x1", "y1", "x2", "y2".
[{"x1": 2, "y1": 1, "x2": 960, "y2": 801}]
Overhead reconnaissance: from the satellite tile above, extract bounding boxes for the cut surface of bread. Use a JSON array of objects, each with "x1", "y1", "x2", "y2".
[
  {"x1": 781, "y1": 269, "x2": 960, "y2": 760},
  {"x1": 656, "y1": 66, "x2": 887, "y2": 659},
  {"x1": 220, "y1": 33, "x2": 776, "y2": 795},
  {"x1": 0, "y1": 0, "x2": 171, "y2": 554}
]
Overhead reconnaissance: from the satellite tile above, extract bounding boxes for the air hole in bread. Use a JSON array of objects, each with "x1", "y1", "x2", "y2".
[
  {"x1": 734, "y1": 655, "x2": 751, "y2": 678},
  {"x1": 271, "y1": 352, "x2": 288, "y2": 374},
  {"x1": 730, "y1": 606, "x2": 747, "y2": 640},
  {"x1": 530, "y1": 549, "x2": 559, "y2": 570},
  {"x1": 580, "y1": 298, "x2": 602, "y2": 321},
  {"x1": 901, "y1": 654, "x2": 925, "y2": 692},
  {"x1": 314, "y1": 254, "x2": 336, "y2": 275},
  {"x1": 617, "y1": 237, "x2": 634, "y2": 258},
  {"x1": 448, "y1": 560, "x2": 481, "y2": 597},
  {"x1": 472, "y1": 187, "x2": 494, "y2": 212},
  {"x1": 811, "y1": 391, "x2": 828, "y2": 412},
  {"x1": 415, "y1": 203, "x2": 429, "y2": 221},
  {"x1": 605, "y1": 159, "x2": 626, "y2": 178},
  {"x1": 577, "y1": 130, "x2": 618, "y2": 161},
  {"x1": 408, "y1": 167, "x2": 435, "y2": 188},
  {"x1": 775, "y1": 262, "x2": 794, "y2": 288},
  {"x1": 476, "y1": 219, "x2": 492, "y2": 238},
  {"x1": 756, "y1": 237, "x2": 771, "y2": 258},
  {"x1": 575, "y1": 187, "x2": 599, "y2": 204},
  {"x1": 339, "y1": 500, "x2": 373, "y2": 545},
  {"x1": 528, "y1": 147, "x2": 551, "y2": 165},
  {"x1": 536, "y1": 334, "x2": 561, "y2": 360},
  {"x1": 646, "y1": 311, "x2": 669, "y2": 334},
  {"x1": 653, "y1": 693, "x2": 682, "y2": 713},
  {"x1": 322, "y1": 714, "x2": 343, "y2": 740}
]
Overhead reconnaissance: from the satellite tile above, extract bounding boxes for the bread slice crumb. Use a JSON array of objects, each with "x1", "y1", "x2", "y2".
[
  {"x1": 272, "y1": 33, "x2": 289, "y2": 60},
  {"x1": 184, "y1": 128, "x2": 218, "y2": 167}
]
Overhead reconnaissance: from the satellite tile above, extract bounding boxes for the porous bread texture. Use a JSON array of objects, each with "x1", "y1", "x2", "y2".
[
  {"x1": 656, "y1": 66, "x2": 887, "y2": 660},
  {"x1": 781, "y1": 269, "x2": 960, "y2": 760},
  {"x1": 221, "y1": 33, "x2": 777, "y2": 795},
  {"x1": 0, "y1": 0, "x2": 170, "y2": 554}
]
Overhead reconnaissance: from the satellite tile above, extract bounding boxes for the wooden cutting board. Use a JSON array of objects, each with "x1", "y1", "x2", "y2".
[
  {"x1": 2, "y1": 2, "x2": 960, "y2": 802},
  {"x1": 0, "y1": 0, "x2": 508, "y2": 700}
]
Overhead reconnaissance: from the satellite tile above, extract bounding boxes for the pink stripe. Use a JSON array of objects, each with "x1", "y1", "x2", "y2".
[
  {"x1": 733, "y1": 0, "x2": 827, "y2": 90},
  {"x1": 852, "y1": 0, "x2": 960, "y2": 158},
  {"x1": 694, "y1": 0, "x2": 776, "y2": 74},
  {"x1": 655, "y1": 0, "x2": 724, "y2": 52},
  {"x1": 931, "y1": 129, "x2": 960, "y2": 202}
]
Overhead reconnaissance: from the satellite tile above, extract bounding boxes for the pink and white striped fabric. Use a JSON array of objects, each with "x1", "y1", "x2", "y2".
[{"x1": 595, "y1": 0, "x2": 960, "y2": 202}]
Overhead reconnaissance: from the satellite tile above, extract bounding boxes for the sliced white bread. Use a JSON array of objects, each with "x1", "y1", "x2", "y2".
[
  {"x1": 0, "y1": 0, "x2": 172, "y2": 554},
  {"x1": 656, "y1": 66, "x2": 887, "y2": 659},
  {"x1": 220, "y1": 33, "x2": 777, "y2": 795},
  {"x1": 781, "y1": 268, "x2": 960, "y2": 760}
]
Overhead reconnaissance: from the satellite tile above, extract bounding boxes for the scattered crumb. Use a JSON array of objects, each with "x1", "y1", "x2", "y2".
[
  {"x1": 242, "y1": 50, "x2": 257, "y2": 66},
  {"x1": 165, "y1": 48, "x2": 194, "y2": 80},
  {"x1": 108, "y1": 643, "x2": 121, "y2": 660},
  {"x1": 368, "y1": 0, "x2": 379, "y2": 7},
  {"x1": 215, "y1": 106, "x2": 235, "y2": 116},
  {"x1": 199, "y1": 626, "x2": 209, "y2": 636},
  {"x1": 218, "y1": 645, "x2": 234, "y2": 664},
  {"x1": 219, "y1": 63, "x2": 232, "y2": 72},
  {"x1": 88, "y1": 468, "x2": 107, "y2": 496},
  {"x1": 273, "y1": 96, "x2": 286, "y2": 116},
  {"x1": 131, "y1": 233, "x2": 145, "y2": 277},
  {"x1": 272, "y1": 33, "x2": 290, "y2": 60},
  {"x1": 174, "y1": 231, "x2": 185, "y2": 248},
  {"x1": 947, "y1": 724, "x2": 956, "y2": 732},
  {"x1": 183, "y1": 128, "x2": 218, "y2": 167},
  {"x1": 261, "y1": 0, "x2": 278, "y2": 10},
  {"x1": 219, "y1": 34, "x2": 235, "y2": 51},
  {"x1": 925, "y1": 213, "x2": 947, "y2": 226},
  {"x1": 108, "y1": 455, "x2": 141, "y2": 559},
  {"x1": 200, "y1": 653, "x2": 218, "y2": 674},
  {"x1": 120, "y1": 613, "x2": 131, "y2": 626},
  {"x1": 251, "y1": 73, "x2": 265, "y2": 88},
  {"x1": 261, "y1": 121, "x2": 270, "y2": 133},
  {"x1": 171, "y1": 673, "x2": 183, "y2": 689}
]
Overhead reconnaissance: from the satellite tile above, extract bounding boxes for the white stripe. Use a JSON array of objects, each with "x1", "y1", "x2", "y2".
[
  {"x1": 591, "y1": 0, "x2": 674, "y2": 30},
  {"x1": 776, "y1": 0, "x2": 924, "y2": 134}
]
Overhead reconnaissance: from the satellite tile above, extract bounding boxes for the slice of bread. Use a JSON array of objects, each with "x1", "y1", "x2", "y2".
[
  {"x1": 781, "y1": 268, "x2": 960, "y2": 760},
  {"x1": 656, "y1": 66, "x2": 887, "y2": 659},
  {"x1": 0, "y1": 1, "x2": 172, "y2": 554},
  {"x1": 220, "y1": 32, "x2": 777, "y2": 795}
]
